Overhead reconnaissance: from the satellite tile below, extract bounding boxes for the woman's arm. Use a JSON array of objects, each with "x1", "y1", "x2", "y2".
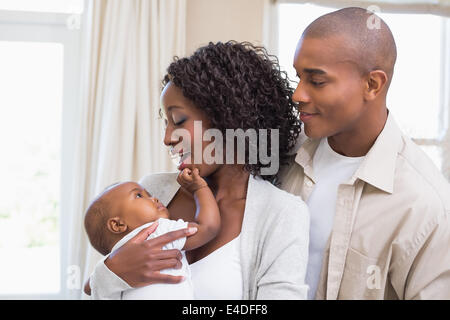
[
  {"x1": 88, "y1": 221, "x2": 198, "y2": 299},
  {"x1": 256, "y1": 197, "x2": 310, "y2": 300}
]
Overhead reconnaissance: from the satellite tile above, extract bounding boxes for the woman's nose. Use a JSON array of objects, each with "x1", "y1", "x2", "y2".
[{"x1": 163, "y1": 125, "x2": 177, "y2": 146}]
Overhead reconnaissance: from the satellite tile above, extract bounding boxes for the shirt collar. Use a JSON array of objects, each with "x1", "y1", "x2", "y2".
[
  {"x1": 294, "y1": 137, "x2": 321, "y2": 182},
  {"x1": 353, "y1": 112, "x2": 402, "y2": 194},
  {"x1": 294, "y1": 111, "x2": 403, "y2": 194}
]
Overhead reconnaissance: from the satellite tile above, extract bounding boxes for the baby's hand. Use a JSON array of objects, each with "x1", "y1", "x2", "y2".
[{"x1": 177, "y1": 168, "x2": 208, "y2": 194}]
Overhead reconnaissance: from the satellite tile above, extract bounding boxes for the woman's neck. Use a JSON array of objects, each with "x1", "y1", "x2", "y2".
[{"x1": 205, "y1": 165, "x2": 250, "y2": 201}]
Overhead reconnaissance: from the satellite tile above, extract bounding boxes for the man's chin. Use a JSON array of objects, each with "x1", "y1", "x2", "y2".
[{"x1": 304, "y1": 126, "x2": 327, "y2": 140}]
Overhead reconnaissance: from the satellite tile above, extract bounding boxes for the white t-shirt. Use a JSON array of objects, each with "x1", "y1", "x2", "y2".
[
  {"x1": 94, "y1": 218, "x2": 194, "y2": 300},
  {"x1": 190, "y1": 234, "x2": 243, "y2": 299},
  {"x1": 306, "y1": 138, "x2": 364, "y2": 299}
]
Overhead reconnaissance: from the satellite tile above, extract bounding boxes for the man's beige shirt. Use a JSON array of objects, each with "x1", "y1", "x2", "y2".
[{"x1": 279, "y1": 113, "x2": 450, "y2": 299}]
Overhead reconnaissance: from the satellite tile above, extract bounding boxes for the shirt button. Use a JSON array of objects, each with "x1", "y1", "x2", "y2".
[{"x1": 306, "y1": 180, "x2": 313, "y2": 187}]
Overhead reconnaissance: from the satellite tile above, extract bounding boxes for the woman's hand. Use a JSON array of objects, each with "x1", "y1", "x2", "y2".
[{"x1": 104, "y1": 221, "x2": 197, "y2": 288}]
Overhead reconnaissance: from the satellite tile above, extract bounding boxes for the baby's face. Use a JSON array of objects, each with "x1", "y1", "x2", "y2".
[{"x1": 105, "y1": 182, "x2": 170, "y2": 230}]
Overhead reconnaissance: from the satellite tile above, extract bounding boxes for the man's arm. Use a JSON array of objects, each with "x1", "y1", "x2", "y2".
[
  {"x1": 177, "y1": 168, "x2": 221, "y2": 250},
  {"x1": 402, "y1": 211, "x2": 450, "y2": 299}
]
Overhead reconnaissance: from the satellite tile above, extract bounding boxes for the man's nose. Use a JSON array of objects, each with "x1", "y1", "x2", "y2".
[{"x1": 292, "y1": 81, "x2": 311, "y2": 105}]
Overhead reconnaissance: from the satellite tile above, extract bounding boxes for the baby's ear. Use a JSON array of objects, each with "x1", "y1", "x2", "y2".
[{"x1": 107, "y1": 217, "x2": 128, "y2": 234}]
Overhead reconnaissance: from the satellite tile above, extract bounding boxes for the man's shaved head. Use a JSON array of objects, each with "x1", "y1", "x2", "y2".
[
  {"x1": 302, "y1": 7, "x2": 397, "y2": 84},
  {"x1": 292, "y1": 7, "x2": 396, "y2": 143}
]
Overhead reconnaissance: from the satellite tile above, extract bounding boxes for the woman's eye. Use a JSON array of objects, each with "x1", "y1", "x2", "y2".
[{"x1": 174, "y1": 119, "x2": 186, "y2": 126}]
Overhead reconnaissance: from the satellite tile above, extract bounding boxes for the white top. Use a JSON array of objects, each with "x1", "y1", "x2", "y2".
[
  {"x1": 190, "y1": 235, "x2": 243, "y2": 300},
  {"x1": 91, "y1": 218, "x2": 194, "y2": 300},
  {"x1": 305, "y1": 138, "x2": 364, "y2": 299},
  {"x1": 89, "y1": 173, "x2": 310, "y2": 300}
]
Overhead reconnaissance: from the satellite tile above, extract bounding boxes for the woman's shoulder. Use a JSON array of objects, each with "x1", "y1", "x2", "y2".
[
  {"x1": 248, "y1": 175, "x2": 309, "y2": 222},
  {"x1": 242, "y1": 175, "x2": 309, "y2": 267},
  {"x1": 139, "y1": 172, "x2": 180, "y2": 206},
  {"x1": 139, "y1": 171, "x2": 179, "y2": 185}
]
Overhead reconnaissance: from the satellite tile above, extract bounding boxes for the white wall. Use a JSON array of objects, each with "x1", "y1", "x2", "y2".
[{"x1": 185, "y1": 0, "x2": 266, "y2": 55}]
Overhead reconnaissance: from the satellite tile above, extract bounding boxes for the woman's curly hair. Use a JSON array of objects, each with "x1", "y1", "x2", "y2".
[{"x1": 162, "y1": 41, "x2": 301, "y2": 183}]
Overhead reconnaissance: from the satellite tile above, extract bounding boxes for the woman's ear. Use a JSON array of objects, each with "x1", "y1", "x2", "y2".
[
  {"x1": 364, "y1": 70, "x2": 388, "y2": 101},
  {"x1": 107, "y1": 217, "x2": 128, "y2": 234}
]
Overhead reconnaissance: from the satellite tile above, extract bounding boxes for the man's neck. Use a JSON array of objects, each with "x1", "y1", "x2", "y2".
[{"x1": 328, "y1": 106, "x2": 388, "y2": 157}]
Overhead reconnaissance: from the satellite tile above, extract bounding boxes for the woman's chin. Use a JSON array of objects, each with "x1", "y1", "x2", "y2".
[{"x1": 177, "y1": 162, "x2": 191, "y2": 171}]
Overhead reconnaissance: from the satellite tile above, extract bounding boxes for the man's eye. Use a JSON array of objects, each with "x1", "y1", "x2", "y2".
[{"x1": 311, "y1": 80, "x2": 325, "y2": 87}]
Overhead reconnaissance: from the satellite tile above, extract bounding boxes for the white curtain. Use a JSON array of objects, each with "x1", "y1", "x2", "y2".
[
  {"x1": 278, "y1": 0, "x2": 450, "y2": 17},
  {"x1": 64, "y1": 0, "x2": 185, "y2": 299}
]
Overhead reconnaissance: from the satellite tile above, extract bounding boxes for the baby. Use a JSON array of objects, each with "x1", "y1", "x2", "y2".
[{"x1": 84, "y1": 168, "x2": 220, "y2": 299}]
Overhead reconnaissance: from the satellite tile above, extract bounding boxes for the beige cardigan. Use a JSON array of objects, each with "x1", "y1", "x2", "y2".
[{"x1": 90, "y1": 172, "x2": 310, "y2": 299}]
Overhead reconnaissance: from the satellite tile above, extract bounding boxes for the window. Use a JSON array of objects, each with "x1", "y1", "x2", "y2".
[
  {"x1": 0, "y1": 1, "x2": 83, "y2": 298},
  {"x1": 0, "y1": 0, "x2": 83, "y2": 14},
  {"x1": 277, "y1": 3, "x2": 450, "y2": 175}
]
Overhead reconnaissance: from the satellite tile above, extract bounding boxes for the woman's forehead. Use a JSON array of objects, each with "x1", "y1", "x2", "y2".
[{"x1": 161, "y1": 82, "x2": 198, "y2": 113}]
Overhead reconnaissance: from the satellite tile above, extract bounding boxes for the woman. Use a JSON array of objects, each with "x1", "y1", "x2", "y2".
[{"x1": 88, "y1": 41, "x2": 309, "y2": 299}]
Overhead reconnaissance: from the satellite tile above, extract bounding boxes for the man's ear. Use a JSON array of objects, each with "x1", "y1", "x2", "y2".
[
  {"x1": 107, "y1": 217, "x2": 128, "y2": 234},
  {"x1": 364, "y1": 70, "x2": 388, "y2": 101}
]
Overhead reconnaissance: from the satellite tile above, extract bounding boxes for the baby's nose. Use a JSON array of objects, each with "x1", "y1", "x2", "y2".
[{"x1": 151, "y1": 197, "x2": 159, "y2": 203}]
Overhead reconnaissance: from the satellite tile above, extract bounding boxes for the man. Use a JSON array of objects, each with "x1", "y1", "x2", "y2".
[{"x1": 279, "y1": 7, "x2": 450, "y2": 299}]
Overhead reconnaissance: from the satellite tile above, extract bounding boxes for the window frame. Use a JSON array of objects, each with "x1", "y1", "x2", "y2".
[
  {"x1": 412, "y1": 18, "x2": 450, "y2": 169},
  {"x1": 0, "y1": 9, "x2": 82, "y2": 299}
]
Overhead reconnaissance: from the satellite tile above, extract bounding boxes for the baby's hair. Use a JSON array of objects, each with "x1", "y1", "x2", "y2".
[{"x1": 84, "y1": 182, "x2": 121, "y2": 256}]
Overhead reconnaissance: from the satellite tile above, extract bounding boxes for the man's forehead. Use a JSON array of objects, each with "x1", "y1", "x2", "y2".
[{"x1": 293, "y1": 36, "x2": 359, "y2": 72}]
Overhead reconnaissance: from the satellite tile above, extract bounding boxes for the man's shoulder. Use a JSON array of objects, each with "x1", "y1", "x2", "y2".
[
  {"x1": 287, "y1": 129, "x2": 308, "y2": 155},
  {"x1": 394, "y1": 136, "x2": 450, "y2": 213}
]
